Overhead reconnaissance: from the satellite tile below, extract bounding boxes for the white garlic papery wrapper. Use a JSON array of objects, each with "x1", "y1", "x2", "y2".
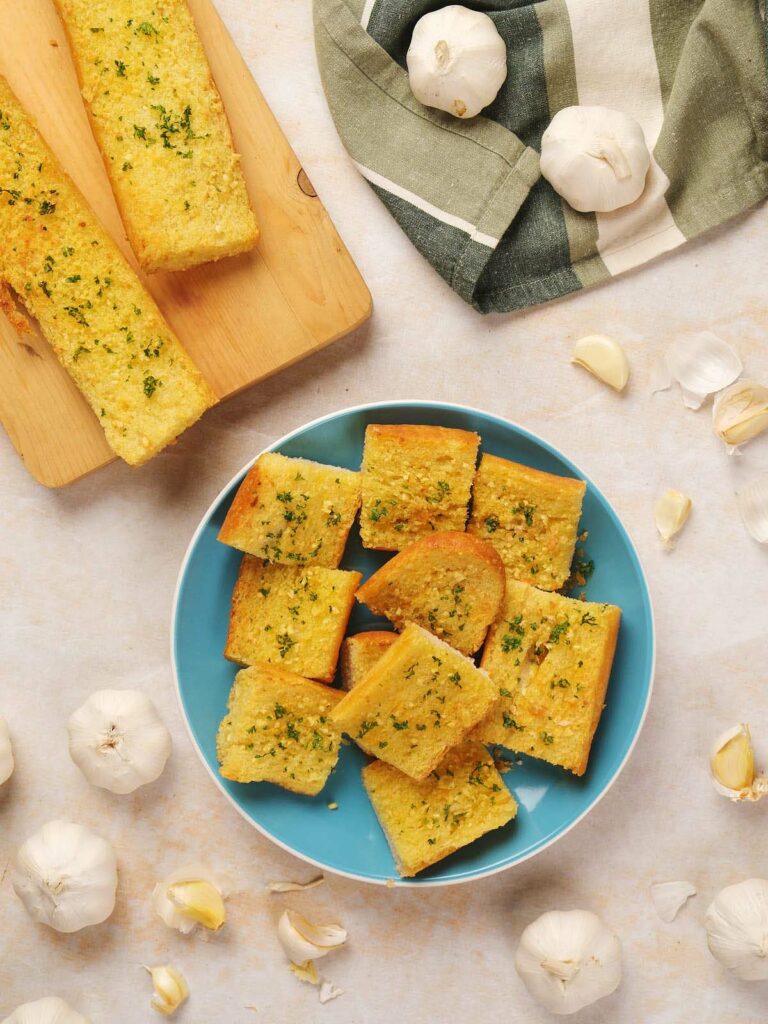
[
  {"x1": 515, "y1": 909, "x2": 622, "y2": 1016},
  {"x1": 67, "y1": 689, "x2": 171, "y2": 794},
  {"x1": 737, "y1": 472, "x2": 768, "y2": 545},
  {"x1": 655, "y1": 489, "x2": 692, "y2": 547},
  {"x1": 12, "y1": 820, "x2": 117, "y2": 933},
  {"x1": 712, "y1": 380, "x2": 768, "y2": 449},
  {"x1": 0, "y1": 714, "x2": 14, "y2": 784},
  {"x1": 152, "y1": 863, "x2": 227, "y2": 934},
  {"x1": 144, "y1": 965, "x2": 189, "y2": 1016},
  {"x1": 277, "y1": 909, "x2": 348, "y2": 964},
  {"x1": 650, "y1": 881, "x2": 696, "y2": 922},
  {"x1": 706, "y1": 879, "x2": 768, "y2": 980},
  {"x1": 540, "y1": 106, "x2": 650, "y2": 213},
  {"x1": 571, "y1": 335, "x2": 630, "y2": 392},
  {"x1": 710, "y1": 724, "x2": 768, "y2": 802},
  {"x1": 1, "y1": 996, "x2": 92, "y2": 1024},
  {"x1": 267, "y1": 876, "x2": 324, "y2": 893},
  {"x1": 666, "y1": 332, "x2": 742, "y2": 410},
  {"x1": 406, "y1": 6, "x2": 507, "y2": 119}
]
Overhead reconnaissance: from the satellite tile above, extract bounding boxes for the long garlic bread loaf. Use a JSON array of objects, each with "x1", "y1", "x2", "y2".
[
  {"x1": 0, "y1": 77, "x2": 214, "y2": 466},
  {"x1": 54, "y1": 0, "x2": 259, "y2": 272}
]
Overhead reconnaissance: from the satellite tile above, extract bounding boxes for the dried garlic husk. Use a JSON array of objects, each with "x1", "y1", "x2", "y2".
[
  {"x1": 571, "y1": 335, "x2": 629, "y2": 391},
  {"x1": 319, "y1": 980, "x2": 345, "y2": 1004},
  {"x1": 666, "y1": 332, "x2": 742, "y2": 410},
  {"x1": 152, "y1": 863, "x2": 226, "y2": 934},
  {"x1": 712, "y1": 380, "x2": 768, "y2": 450},
  {"x1": 655, "y1": 489, "x2": 692, "y2": 547},
  {"x1": 277, "y1": 909, "x2": 347, "y2": 964},
  {"x1": 650, "y1": 881, "x2": 696, "y2": 922},
  {"x1": 266, "y1": 876, "x2": 324, "y2": 893},
  {"x1": 144, "y1": 965, "x2": 189, "y2": 1016},
  {"x1": 710, "y1": 725, "x2": 768, "y2": 802},
  {"x1": 737, "y1": 473, "x2": 768, "y2": 544}
]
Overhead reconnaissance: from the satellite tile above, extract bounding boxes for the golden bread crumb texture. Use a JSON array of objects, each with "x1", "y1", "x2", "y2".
[
  {"x1": 356, "y1": 531, "x2": 505, "y2": 656},
  {"x1": 473, "y1": 576, "x2": 621, "y2": 775},
  {"x1": 340, "y1": 631, "x2": 397, "y2": 691},
  {"x1": 219, "y1": 453, "x2": 362, "y2": 569},
  {"x1": 363, "y1": 741, "x2": 517, "y2": 876},
  {"x1": 360, "y1": 424, "x2": 480, "y2": 550},
  {"x1": 217, "y1": 663, "x2": 343, "y2": 796},
  {"x1": 332, "y1": 623, "x2": 497, "y2": 780},
  {"x1": 0, "y1": 76, "x2": 214, "y2": 465},
  {"x1": 225, "y1": 556, "x2": 362, "y2": 683},
  {"x1": 468, "y1": 453, "x2": 586, "y2": 591},
  {"x1": 55, "y1": 0, "x2": 259, "y2": 272}
]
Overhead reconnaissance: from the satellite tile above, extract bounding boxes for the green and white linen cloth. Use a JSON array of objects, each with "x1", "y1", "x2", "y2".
[{"x1": 314, "y1": 0, "x2": 768, "y2": 313}]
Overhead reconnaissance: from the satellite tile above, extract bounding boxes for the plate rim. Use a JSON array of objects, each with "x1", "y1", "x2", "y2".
[{"x1": 170, "y1": 400, "x2": 656, "y2": 887}]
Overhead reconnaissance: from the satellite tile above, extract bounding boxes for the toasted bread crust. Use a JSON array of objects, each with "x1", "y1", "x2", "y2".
[{"x1": 340, "y1": 631, "x2": 398, "y2": 690}]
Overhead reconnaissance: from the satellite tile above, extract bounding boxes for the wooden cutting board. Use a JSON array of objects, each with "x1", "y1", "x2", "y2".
[{"x1": 0, "y1": 0, "x2": 371, "y2": 488}]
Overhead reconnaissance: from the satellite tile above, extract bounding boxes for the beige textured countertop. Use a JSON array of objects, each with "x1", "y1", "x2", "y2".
[{"x1": 2, "y1": 2, "x2": 768, "y2": 1021}]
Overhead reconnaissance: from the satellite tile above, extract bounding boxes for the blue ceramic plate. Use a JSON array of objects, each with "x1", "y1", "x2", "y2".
[{"x1": 172, "y1": 402, "x2": 654, "y2": 886}]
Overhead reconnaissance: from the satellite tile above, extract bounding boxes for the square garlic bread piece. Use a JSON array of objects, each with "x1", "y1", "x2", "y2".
[
  {"x1": 467, "y1": 454, "x2": 586, "y2": 591},
  {"x1": 225, "y1": 557, "x2": 361, "y2": 682},
  {"x1": 219, "y1": 453, "x2": 361, "y2": 568},
  {"x1": 217, "y1": 663, "x2": 343, "y2": 795},
  {"x1": 332, "y1": 624, "x2": 496, "y2": 780},
  {"x1": 340, "y1": 631, "x2": 398, "y2": 690},
  {"x1": 473, "y1": 577, "x2": 621, "y2": 776},
  {"x1": 363, "y1": 741, "x2": 517, "y2": 877},
  {"x1": 360, "y1": 424, "x2": 480, "y2": 550}
]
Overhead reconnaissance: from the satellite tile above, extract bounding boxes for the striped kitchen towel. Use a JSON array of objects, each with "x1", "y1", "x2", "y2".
[{"x1": 314, "y1": 0, "x2": 768, "y2": 313}]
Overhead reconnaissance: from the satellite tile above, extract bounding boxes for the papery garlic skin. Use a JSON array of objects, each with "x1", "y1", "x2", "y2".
[
  {"x1": 655, "y1": 489, "x2": 692, "y2": 547},
  {"x1": 12, "y1": 820, "x2": 117, "y2": 933},
  {"x1": 152, "y1": 863, "x2": 226, "y2": 934},
  {"x1": 267, "y1": 876, "x2": 324, "y2": 893},
  {"x1": 572, "y1": 335, "x2": 629, "y2": 391},
  {"x1": 145, "y1": 965, "x2": 189, "y2": 1016},
  {"x1": 706, "y1": 879, "x2": 768, "y2": 980},
  {"x1": 1, "y1": 996, "x2": 92, "y2": 1024},
  {"x1": 515, "y1": 909, "x2": 622, "y2": 1016},
  {"x1": 666, "y1": 332, "x2": 742, "y2": 410},
  {"x1": 407, "y1": 6, "x2": 507, "y2": 119},
  {"x1": 650, "y1": 881, "x2": 696, "y2": 923},
  {"x1": 712, "y1": 380, "x2": 768, "y2": 449},
  {"x1": 541, "y1": 106, "x2": 650, "y2": 213},
  {"x1": 67, "y1": 689, "x2": 171, "y2": 795},
  {"x1": 710, "y1": 725, "x2": 768, "y2": 802},
  {"x1": 277, "y1": 909, "x2": 348, "y2": 965},
  {"x1": 0, "y1": 714, "x2": 13, "y2": 785},
  {"x1": 737, "y1": 473, "x2": 768, "y2": 545}
]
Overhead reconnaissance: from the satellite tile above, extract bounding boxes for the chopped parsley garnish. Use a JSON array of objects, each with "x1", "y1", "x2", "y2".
[
  {"x1": 548, "y1": 620, "x2": 570, "y2": 645},
  {"x1": 484, "y1": 515, "x2": 500, "y2": 533},
  {"x1": 273, "y1": 703, "x2": 286, "y2": 719},
  {"x1": 501, "y1": 633, "x2": 522, "y2": 653},
  {"x1": 39, "y1": 200, "x2": 56, "y2": 215},
  {"x1": 276, "y1": 633, "x2": 296, "y2": 657},
  {"x1": 581, "y1": 611, "x2": 598, "y2": 627},
  {"x1": 502, "y1": 712, "x2": 523, "y2": 731},
  {"x1": 64, "y1": 306, "x2": 89, "y2": 326},
  {"x1": 137, "y1": 21, "x2": 159, "y2": 36},
  {"x1": 391, "y1": 719, "x2": 409, "y2": 731},
  {"x1": 114, "y1": 60, "x2": 127, "y2": 77},
  {"x1": 541, "y1": 731, "x2": 554, "y2": 745},
  {"x1": 357, "y1": 720, "x2": 378, "y2": 738},
  {"x1": 286, "y1": 721, "x2": 300, "y2": 741},
  {"x1": 142, "y1": 374, "x2": 161, "y2": 397},
  {"x1": 276, "y1": 491, "x2": 293, "y2": 503}
]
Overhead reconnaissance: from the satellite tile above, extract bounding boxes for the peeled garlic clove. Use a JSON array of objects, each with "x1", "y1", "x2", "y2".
[
  {"x1": 650, "y1": 881, "x2": 696, "y2": 922},
  {"x1": 737, "y1": 472, "x2": 768, "y2": 545},
  {"x1": 267, "y1": 876, "x2": 324, "y2": 893},
  {"x1": 655, "y1": 489, "x2": 692, "y2": 547},
  {"x1": 712, "y1": 380, "x2": 768, "y2": 449},
  {"x1": 277, "y1": 909, "x2": 347, "y2": 964},
  {"x1": 153, "y1": 863, "x2": 226, "y2": 934},
  {"x1": 1, "y1": 997, "x2": 92, "y2": 1024},
  {"x1": 666, "y1": 332, "x2": 742, "y2": 410},
  {"x1": 706, "y1": 879, "x2": 768, "y2": 980},
  {"x1": 710, "y1": 724, "x2": 768, "y2": 802},
  {"x1": 571, "y1": 335, "x2": 629, "y2": 392},
  {"x1": 0, "y1": 715, "x2": 14, "y2": 785},
  {"x1": 144, "y1": 965, "x2": 189, "y2": 1017}
]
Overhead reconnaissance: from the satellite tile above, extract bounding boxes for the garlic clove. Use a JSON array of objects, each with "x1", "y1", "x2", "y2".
[
  {"x1": 712, "y1": 380, "x2": 768, "y2": 449},
  {"x1": 650, "y1": 881, "x2": 696, "y2": 923},
  {"x1": 12, "y1": 820, "x2": 118, "y2": 933},
  {"x1": 710, "y1": 724, "x2": 768, "y2": 802},
  {"x1": 319, "y1": 980, "x2": 345, "y2": 1004},
  {"x1": 266, "y1": 876, "x2": 324, "y2": 893},
  {"x1": 654, "y1": 489, "x2": 692, "y2": 547},
  {"x1": 153, "y1": 863, "x2": 227, "y2": 934},
  {"x1": 737, "y1": 472, "x2": 768, "y2": 545},
  {"x1": 571, "y1": 335, "x2": 629, "y2": 392},
  {"x1": 706, "y1": 879, "x2": 768, "y2": 980},
  {"x1": 67, "y1": 689, "x2": 171, "y2": 795},
  {"x1": 0, "y1": 714, "x2": 14, "y2": 785},
  {"x1": 144, "y1": 965, "x2": 189, "y2": 1016},
  {"x1": 277, "y1": 909, "x2": 347, "y2": 964},
  {"x1": 666, "y1": 332, "x2": 742, "y2": 410},
  {"x1": 1, "y1": 996, "x2": 92, "y2": 1024}
]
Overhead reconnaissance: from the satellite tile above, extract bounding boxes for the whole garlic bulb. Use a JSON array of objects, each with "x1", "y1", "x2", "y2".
[
  {"x1": 407, "y1": 6, "x2": 507, "y2": 119},
  {"x1": 541, "y1": 106, "x2": 651, "y2": 213},
  {"x1": 515, "y1": 909, "x2": 622, "y2": 1015},
  {"x1": 1, "y1": 997, "x2": 91, "y2": 1024},
  {"x1": 67, "y1": 689, "x2": 171, "y2": 794},
  {"x1": 12, "y1": 820, "x2": 118, "y2": 933},
  {"x1": 0, "y1": 714, "x2": 14, "y2": 784},
  {"x1": 706, "y1": 879, "x2": 768, "y2": 980}
]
